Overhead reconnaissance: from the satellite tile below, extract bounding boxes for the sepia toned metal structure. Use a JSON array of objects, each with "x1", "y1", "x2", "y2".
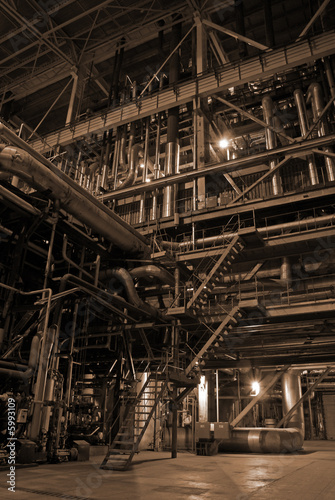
[{"x1": 0, "y1": 0, "x2": 335, "y2": 466}]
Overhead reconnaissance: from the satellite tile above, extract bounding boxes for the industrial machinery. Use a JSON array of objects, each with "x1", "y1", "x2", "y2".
[{"x1": 1, "y1": 0, "x2": 335, "y2": 468}]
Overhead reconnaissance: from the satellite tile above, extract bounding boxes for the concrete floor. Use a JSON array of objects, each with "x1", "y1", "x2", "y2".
[{"x1": 0, "y1": 441, "x2": 334, "y2": 499}]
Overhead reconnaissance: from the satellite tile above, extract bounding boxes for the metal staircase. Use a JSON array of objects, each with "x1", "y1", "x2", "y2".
[
  {"x1": 187, "y1": 235, "x2": 244, "y2": 313},
  {"x1": 100, "y1": 375, "x2": 168, "y2": 471},
  {"x1": 185, "y1": 305, "x2": 242, "y2": 375}
]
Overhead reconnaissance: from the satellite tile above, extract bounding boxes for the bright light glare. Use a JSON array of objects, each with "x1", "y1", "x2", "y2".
[
  {"x1": 139, "y1": 162, "x2": 145, "y2": 168},
  {"x1": 145, "y1": 178, "x2": 151, "y2": 183},
  {"x1": 251, "y1": 381, "x2": 260, "y2": 396},
  {"x1": 219, "y1": 138, "x2": 229, "y2": 149}
]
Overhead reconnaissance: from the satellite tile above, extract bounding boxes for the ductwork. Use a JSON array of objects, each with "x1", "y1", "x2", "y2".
[
  {"x1": 0, "y1": 143, "x2": 150, "y2": 256},
  {"x1": 100, "y1": 267, "x2": 170, "y2": 320},
  {"x1": 294, "y1": 89, "x2": 319, "y2": 185},
  {"x1": 219, "y1": 371, "x2": 304, "y2": 453},
  {"x1": 308, "y1": 82, "x2": 335, "y2": 182},
  {"x1": 262, "y1": 96, "x2": 281, "y2": 195},
  {"x1": 129, "y1": 265, "x2": 175, "y2": 287}
]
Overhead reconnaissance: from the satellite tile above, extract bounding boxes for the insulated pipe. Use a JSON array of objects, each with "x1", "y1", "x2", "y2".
[
  {"x1": 0, "y1": 123, "x2": 148, "y2": 251},
  {"x1": 129, "y1": 265, "x2": 175, "y2": 286},
  {"x1": 294, "y1": 89, "x2": 319, "y2": 185},
  {"x1": 119, "y1": 144, "x2": 144, "y2": 188},
  {"x1": 162, "y1": 142, "x2": 180, "y2": 218},
  {"x1": 163, "y1": 17, "x2": 182, "y2": 218},
  {"x1": 99, "y1": 267, "x2": 169, "y2": 320},
  {"x1": 280, "y1": 257, "x2": 292, "y2": 287},
  {"x1": 262, "y1": 96, "x2": 281, "y2": 195},
  {"x1": 163, "y1": 213, "x2": 335, "y2": 250},
  {"x1": 0, "y1": 146, "x2": 150, "y2": 255},
  {"x1": 308, "y1": 82, "x2": 335, "y2": 181},
  {"x1": 219, "y1": 371, "x2": 304, "y2": 453}
]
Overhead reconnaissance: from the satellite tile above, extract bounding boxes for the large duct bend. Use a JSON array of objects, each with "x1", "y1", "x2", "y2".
[
  {"x1": 0, "y1": 146, "x2": 150, "y2": 255},
  {"x1": 129, "y1": 265, "x2": 175, "y2": 286},
  {"x1": 104, "y1": 267, "x2": 169, "y2": 320}
]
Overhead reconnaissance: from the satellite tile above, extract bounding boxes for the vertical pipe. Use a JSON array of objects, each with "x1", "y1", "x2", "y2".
[
  {"x1": 216, "y1": 369, "x2": 219, "y2": 422},
  {"x1": 281, "y1": 371, "x2": 305, "y2": 435},
  {"x1": 163, "y1": 17, "x2": 182, "y2": 218},
  {"x1": 262, "y1": 96, "x2": 281, "y2": 195},
  {"x1": 324, "y1": 57, "x2": 335, "y2": 101},
  {"x1": 174, "y1": 267, "x2": 180, "y2": 307},
  {"x1": 235, "y1": 0, "x2": 247, "y2": 57},
  {"x1": 264, "y1": 0, "x2": 275, "y2": 47},
  {"x1": 139, "y1": 117, "x2": 150, "y2": 223},
  {"x1": 151, "y1": 113, "x2": 161, "y2": 221},
  {"x1": 309, "y1": 82, "x2": 335, "y2": 182},
  {"x1": 294, "y1": 89, "x2": 319, "y2": 185}
]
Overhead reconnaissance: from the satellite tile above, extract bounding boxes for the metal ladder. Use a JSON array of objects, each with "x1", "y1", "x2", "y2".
[{"x1": 100, "y1": 375, "x2": 168, "y2": 471}]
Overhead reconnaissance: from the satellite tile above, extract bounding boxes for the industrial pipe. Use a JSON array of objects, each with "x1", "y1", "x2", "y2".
[
  {"x1": 119, "y1": 144, "x2": 144, "y2": 188},
  {"x1": 102, "y1": 132, "x2": 335, "y2": 201},
  {"x1": 129, "y1": 265, "x2": 175, "y2": 286},
  {"x1": 162, "y1": 17, "x2": 182, "y2": 218},
  {"x1": 161, "y1": 213, "x2": 335, "y2": 250},
  {"x1": 308, "y1": 82, "x2": 335, "y2": 181},
  {"x1": 294, "y1": 89, "x2": 319, "y2": 185},
  {"x1": 219, "y1": 371, "x2": 304, "y2": 452},
  {"x1": 0, "y1": 145, "x2": 150, "y2": 255},
  {"x1": 262, "y1": 96, "x2": 281, "y2": 195},
  {"x1": 100, "y1": 267, "x2": 169, "y2": 320}
]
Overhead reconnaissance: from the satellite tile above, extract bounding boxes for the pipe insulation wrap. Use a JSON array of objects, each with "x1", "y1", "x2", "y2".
[{"x1": 219, "y1": 371, "x2": 304, "y2": 453}]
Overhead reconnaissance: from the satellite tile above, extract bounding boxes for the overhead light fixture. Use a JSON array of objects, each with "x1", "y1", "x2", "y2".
[
  {"x1": 139, "y1": 162, "x2": 145, "y2": 168},
  {"x1": 219, "y1": 138, "x2": 229, "y2": 149},
  {"x1": 145, "y1": 178, "x2": 151, "y2": 183},
  {"x1": 251, "y1": 381, "x2": 260, "y2": 396}
]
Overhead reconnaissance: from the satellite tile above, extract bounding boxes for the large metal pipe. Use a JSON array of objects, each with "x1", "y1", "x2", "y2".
[
  {"x1": 262, "y1": 96, "x2": 281, "y2": 195},
  {"x1": 219, "y1": 371, "x2": 304, "y2": 453},
  {"x1": 163, "y1": 17, "x2": 182, "y2": 218},
  {"x1": 162, "y1": 142, "x2": 180, "y2": 218},
  {"x1": 119, "y1": 144, "x2": 144, "y2": 188},
  {"x1": 294, "y1": 89, "x2": 319, "y2": 185},
  {"x1": 308, "y1": 82, "x2": 335, "y2": 181},
  {"x1": 100, "y1": 267, "x2": 169, "y2": 320},
  {"x1": 161, "y1": 213, "x2": 335, "y2": 251},
  {"x1": 129, "y1": 265, "x2": 175, "y2": 286},
  {"x1": 0, "y1": 145, "x2": 150, "y2": 255},
  {"x1": 0, "y1": 123, "x2": 149, "y2": 253}
]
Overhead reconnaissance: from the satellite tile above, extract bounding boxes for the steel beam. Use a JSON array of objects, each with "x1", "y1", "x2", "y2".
[
  {"x1": 30, "y1": 30, "x2": 335, "y2": 153},
  {"x1": 230, "y1": 366, "x2": 290, "y2": 428},
  {"x1": 297, "y1": 0, "x2": 331, "y2": 40}
]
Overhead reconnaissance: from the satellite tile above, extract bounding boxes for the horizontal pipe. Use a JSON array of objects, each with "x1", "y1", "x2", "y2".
[
  {"x1": 101, "y1": 132, "x2": 335, "y2": 201},
  {"x1": 0, "y1": 145, "x2": 150, "y2": 255},
  {"x1": 219, "y1": 427, "x2": 303, "y2": 453}
]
